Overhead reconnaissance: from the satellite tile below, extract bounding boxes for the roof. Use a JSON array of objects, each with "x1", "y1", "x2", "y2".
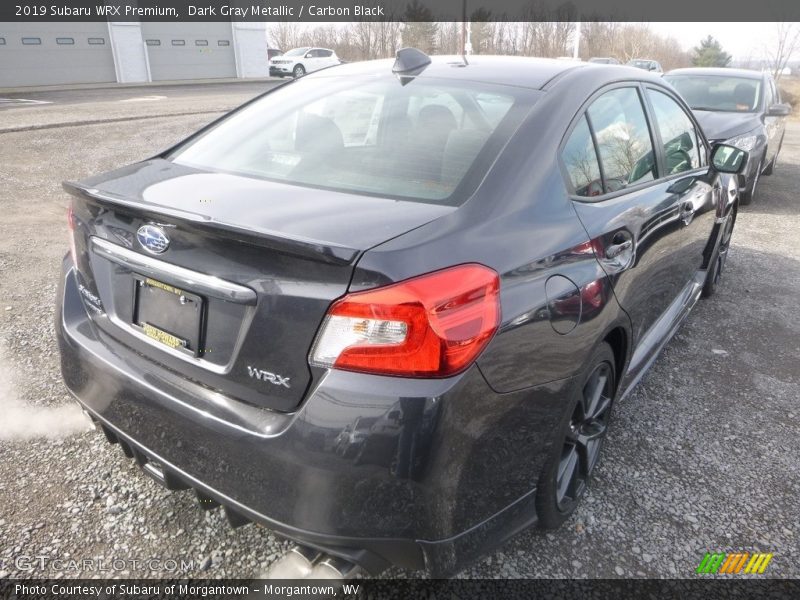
[
  {"x1": 311, "y1": 55, "x2": 591, "y2": 90},
  {"x1": 666, "y1": 67, "x2": 765, "y2": 80},
  {"x1": 310, "y1": 53, "x2": 670, "y2": 93}
]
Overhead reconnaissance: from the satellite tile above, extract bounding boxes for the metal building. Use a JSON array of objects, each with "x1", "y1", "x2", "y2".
[{"x1": 0, "y1": 21, "x2": 267, "y2": 88}]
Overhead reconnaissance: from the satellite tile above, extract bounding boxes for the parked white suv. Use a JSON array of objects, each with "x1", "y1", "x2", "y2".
[{"x1": 269, "y1": 47, "x2": 340, "y2": 78}]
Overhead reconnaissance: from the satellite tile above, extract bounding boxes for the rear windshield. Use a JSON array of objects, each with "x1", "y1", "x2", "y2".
[
  {"x1": 169, "y1": 74, "x2": 537, "y2": 205},
  {"x1": 665, "y1": 75, "x2": 762, "y2": 112}
]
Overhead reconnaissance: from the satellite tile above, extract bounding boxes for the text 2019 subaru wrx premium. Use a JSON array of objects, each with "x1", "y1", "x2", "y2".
[{"x1": 56, "y1": 50, "x2": 746, "y2": 577}]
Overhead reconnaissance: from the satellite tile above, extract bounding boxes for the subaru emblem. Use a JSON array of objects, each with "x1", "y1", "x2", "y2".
[{"x1": 136, "y1": 225, "x2": 170, "y2": 254}]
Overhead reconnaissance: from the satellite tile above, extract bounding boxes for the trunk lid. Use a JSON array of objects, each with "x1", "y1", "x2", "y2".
[{"x1": 66, "y1": 159, "x2": 453, "y2": 412}]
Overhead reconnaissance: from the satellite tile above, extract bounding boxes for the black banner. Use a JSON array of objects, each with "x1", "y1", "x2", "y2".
[
  {"x1": 1, "y1": 0, "x2": 800, "y2": 23},
  {"x1": 2, "y1": 579, "x2": 800, "y2": 600}
]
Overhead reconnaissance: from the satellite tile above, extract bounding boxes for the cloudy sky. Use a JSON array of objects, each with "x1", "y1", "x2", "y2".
[{"x1": 650, "y1": 22, "x2": 793, "y2": 60}]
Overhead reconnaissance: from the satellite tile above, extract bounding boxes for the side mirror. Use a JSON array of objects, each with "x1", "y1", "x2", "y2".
[
  {"x1": 305, "y1": 52, "x2": 313, "y2": 58},
  {"x1": 649, "y1": 64, "x2": 657, "y2": 71},
  {"x1": 767, "y1": 103, "x2": 791, "y2": 117},
  {"x1": 710, "y1": 143, "x2": 748, "y2": 174}
]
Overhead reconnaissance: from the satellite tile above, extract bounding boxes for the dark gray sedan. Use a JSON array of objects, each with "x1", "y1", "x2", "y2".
[
  {"x1": 57, "y1": 50, "x2": 747, "y2": 578},
  {"x1": 665, "y1": 67, "x2": 791, "y2": 204}
]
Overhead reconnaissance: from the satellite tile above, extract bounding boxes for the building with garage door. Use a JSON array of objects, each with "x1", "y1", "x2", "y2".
[{"x1": 0, "y1": 21, "x2": 268, "y2": 88}]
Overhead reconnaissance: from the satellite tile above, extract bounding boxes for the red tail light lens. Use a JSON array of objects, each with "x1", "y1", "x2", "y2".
[
  {"x1": 67, "y1": 204, "x2": 77, "y2": 265},
  {"x1": 310, "y1": 264, "x2": 500, "y2": 377}
]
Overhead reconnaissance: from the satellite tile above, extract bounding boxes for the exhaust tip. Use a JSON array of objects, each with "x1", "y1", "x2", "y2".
[{"x1": 261, "y1": 545, "x2": 361, "y2": 580}]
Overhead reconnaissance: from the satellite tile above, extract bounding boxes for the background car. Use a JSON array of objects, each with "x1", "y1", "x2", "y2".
[
  {"x1": 627, "y1": 59, "x2": 663, "y2": 73},
  {"x1": 588, "y1": 57, "x2": 620, "y2": 65},
  {"x1": 665, "y1": 67, "x2": 791, "y2": 204},
  {"x1": 269, "y1": 46, "x2": 340, "y2": 78},
  {"x1": 58, "y1": 51, "x2": 745, "y2": 578}
]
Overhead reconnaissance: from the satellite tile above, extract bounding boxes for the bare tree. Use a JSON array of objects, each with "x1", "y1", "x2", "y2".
[
  {"x1": 767, "y1": 23, "x2": 800, "y2": 81},
  {"x1": 268, "y1": 22, "x2": 302, "y2": 51}
]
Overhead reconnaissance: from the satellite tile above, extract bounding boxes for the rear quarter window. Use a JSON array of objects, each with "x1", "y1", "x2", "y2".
[{"x1": 562, "y1": 115, "x2": 602, "y2": 197}]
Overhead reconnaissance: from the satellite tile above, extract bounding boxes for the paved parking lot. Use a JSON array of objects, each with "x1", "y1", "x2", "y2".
[{"x1": 0, "y1": 85, "x2": 797, "y2": 579}]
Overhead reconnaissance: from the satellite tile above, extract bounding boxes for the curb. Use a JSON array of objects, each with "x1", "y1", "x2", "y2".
[
  {"x1": 0, "y1": 78, "x2": 279, "y2": 95},
  {"x1": 0, "y1": 110, "x2": 225, "y2": 134}
]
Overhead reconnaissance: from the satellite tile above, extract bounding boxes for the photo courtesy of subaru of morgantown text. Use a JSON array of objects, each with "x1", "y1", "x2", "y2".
[{"x1": 56, "y1": 48, "x2": 749, "y2": 577}]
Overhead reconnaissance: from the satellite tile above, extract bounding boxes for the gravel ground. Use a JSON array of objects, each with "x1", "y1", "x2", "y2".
[{"x1": 0, "y1": 90, "x2": 797, "y2": 580}]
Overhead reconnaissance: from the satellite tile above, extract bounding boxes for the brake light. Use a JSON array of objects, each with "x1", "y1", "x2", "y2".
[
  {"x1": 310, "y1": 264, "x2": 500, "y2": 377},
  {"x1": 67, "y1": 204, "x2": 77, "y2": 265}
]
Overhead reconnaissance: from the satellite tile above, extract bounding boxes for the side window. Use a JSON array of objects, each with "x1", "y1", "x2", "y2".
[
  {"x1": 648, "y1": 89, "x2": 701, "y2": 175},
  {"x1": 562, "y1": 115, "x2": 603, "y2": 197},
  {"x1": 587, "y1": 87, "x2": 656, "y2": 192}
]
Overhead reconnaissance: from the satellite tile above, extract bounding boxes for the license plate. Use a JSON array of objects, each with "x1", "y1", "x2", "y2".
[{"x1": 133, "y1": 277, "x2": 203, "y2": 355}]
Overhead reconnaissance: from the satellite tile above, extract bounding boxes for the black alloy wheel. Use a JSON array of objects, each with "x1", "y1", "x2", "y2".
[{"x1": 537, "y1": 343, "x2": 616, "y2": 528}]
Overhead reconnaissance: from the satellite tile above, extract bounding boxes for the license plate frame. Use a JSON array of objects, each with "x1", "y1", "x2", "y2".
[{"x1": 132, "y1": 276, "x2": 204, "y2": 356}]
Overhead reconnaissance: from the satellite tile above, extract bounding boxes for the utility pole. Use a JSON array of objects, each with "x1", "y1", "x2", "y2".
[
  {"x1": 573, "y1": 21, "x2": 581, "y2": 60},
  {"x1": 461, "y1": 0, "x2": 467, "y2": 55}
]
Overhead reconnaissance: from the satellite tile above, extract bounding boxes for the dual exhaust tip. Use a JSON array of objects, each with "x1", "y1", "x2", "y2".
[{"x1": 263, "y1": 545, "x2": 361, "y2": 580}]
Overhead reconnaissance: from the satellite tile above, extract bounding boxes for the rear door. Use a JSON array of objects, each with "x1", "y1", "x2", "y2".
[
  {"x1": 563, "y1": 84, "x2": 718, "y2": 349},
  {"x1": 306, "y1": 49, "x2": 324, "y2": 72}
]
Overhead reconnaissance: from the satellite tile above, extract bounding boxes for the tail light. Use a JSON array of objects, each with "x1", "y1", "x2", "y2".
[
  {"x1": 67, "y1": 203, "x2": 77, "y2": 265},
  {"x1": 310, "y1": 264, "x2": 500, "y2": 378}
]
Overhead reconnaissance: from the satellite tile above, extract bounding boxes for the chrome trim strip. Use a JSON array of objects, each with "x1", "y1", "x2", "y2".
[{"x1": 90, "y1": 236, "x2": 257, "y2": 305}]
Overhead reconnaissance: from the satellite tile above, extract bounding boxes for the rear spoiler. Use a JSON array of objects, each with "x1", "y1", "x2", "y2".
[{"x1": 62, "y1": 180, "x2": 360, "y2": 265}]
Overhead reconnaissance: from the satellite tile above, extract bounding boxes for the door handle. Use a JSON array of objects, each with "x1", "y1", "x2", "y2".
[{"x1": 606, "y1": 239, "x2": 632, "y2": 259}]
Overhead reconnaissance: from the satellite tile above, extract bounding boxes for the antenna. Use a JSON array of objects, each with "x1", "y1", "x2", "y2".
[{"x1": 392, "y1": 48, "x2": 432, "y2": 74}]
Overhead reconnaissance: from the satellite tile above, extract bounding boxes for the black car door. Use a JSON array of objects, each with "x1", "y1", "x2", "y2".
[{"x1": 562, "y1": 83, "x2": 719, "y2": 356}]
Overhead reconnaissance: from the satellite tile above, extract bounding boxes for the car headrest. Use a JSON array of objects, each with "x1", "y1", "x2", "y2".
[{"x1": 296, "y1": 113, "x2": 344, "y2": 152}]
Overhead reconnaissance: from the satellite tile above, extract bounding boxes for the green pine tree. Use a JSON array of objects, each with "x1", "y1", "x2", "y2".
[
  {"x1": 692, "y1": 36, "x2": 732, "y2": 67},
  {"x1": 401, "y1": 0, "x2": 438, "y2": 54}
]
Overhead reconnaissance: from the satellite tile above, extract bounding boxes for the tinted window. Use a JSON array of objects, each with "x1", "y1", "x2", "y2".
[
  {"x1": 171, "y1": 76, "x2": 536, "y2": 205},
  {"x1": 648, "y1": 90, "x2": 701, "y2": 175},
  {"x1": 587, "y1": 87, "x2": 656, "y2": 192},
  {"x1": 562, "y1": 116, "x2": 602, "y2": 197}
]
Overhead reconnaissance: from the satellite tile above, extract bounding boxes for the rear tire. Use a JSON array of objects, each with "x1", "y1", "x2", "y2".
[
  {"x1": 702, "y1": 207, "x2": 736, "y2": 298},
  {"x1": 536, "y1": 342, "x2": 616, "y2": 529}
]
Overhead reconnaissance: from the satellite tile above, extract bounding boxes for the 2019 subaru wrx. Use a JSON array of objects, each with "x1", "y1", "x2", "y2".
[{"x1": 56, "y1": 50, "x2": 747, "y2": 577}]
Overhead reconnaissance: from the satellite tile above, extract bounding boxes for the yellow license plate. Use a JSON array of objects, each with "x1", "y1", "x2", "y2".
[{"x1": 141, "y1": 322, "x2": 187, "y2": 349}]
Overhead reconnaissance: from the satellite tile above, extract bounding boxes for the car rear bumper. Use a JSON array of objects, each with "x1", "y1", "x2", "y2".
[{"x1": 56, "y1": 259, "x2": 569, "y2": 575}]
